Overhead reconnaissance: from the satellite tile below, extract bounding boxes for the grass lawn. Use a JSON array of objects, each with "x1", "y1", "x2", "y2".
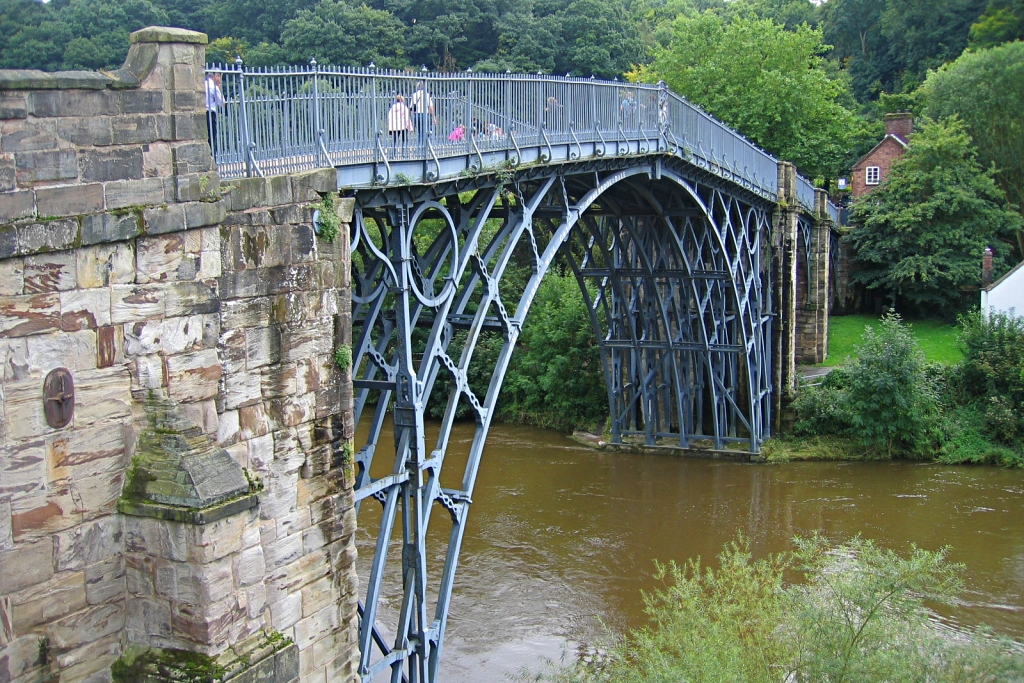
[{"x1": 819, "y1": 314, "x2": 963, "y2": 366}]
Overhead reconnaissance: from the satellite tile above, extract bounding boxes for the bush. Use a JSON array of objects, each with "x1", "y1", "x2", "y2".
[
  {"x1": 522, "y1": 537, "x2": 1024, "y2": 683},
  {"x1": 956, "y1": 310, "x2": 1024, "y2": 445}
]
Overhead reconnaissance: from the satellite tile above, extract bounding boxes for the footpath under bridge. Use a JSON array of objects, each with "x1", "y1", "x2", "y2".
[{"x1": 208, "y1": 64, "x2": 837, "y2": 683}]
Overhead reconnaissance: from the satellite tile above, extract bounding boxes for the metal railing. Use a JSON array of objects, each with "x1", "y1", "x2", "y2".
[
  {"x1": 795, "y1": 173, "x2": 816, "y2": 213},
  {"x1": 205, "y1": 62, "x2": 781, "y2": 197}
]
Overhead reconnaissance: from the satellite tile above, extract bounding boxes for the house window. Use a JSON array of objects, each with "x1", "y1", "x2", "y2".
[{"x1": 866, "y1": 166, "x2": 880, "y2": 185}]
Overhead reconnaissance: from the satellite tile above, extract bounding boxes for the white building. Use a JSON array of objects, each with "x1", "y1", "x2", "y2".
[{"x1": 982, "y1": 260, "x2": 1024, "y2": 317}]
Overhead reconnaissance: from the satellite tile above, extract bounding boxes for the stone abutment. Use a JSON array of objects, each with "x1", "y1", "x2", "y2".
[{"x1": 0, "y1": 27, "x2": 359, "y2": 683}]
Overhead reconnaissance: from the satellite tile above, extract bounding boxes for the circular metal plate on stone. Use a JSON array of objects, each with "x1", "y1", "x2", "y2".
[{"x1": 43, "y1": 368, "x2": 74, "y2": 429}]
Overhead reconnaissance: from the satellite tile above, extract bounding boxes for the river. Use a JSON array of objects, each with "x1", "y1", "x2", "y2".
[{"x1": 356, "y1": 420, "x2": 1024, "y2": 682}]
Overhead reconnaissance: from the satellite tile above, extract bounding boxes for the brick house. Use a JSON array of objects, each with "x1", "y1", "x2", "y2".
[{"x1": 850, "y1": 113, "x2": 912, "y2": 197}]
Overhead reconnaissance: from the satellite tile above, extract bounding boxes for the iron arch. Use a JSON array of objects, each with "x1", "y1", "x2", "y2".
[{"x1": 348, "y1": 159, "x2": 774, "y2": 683}]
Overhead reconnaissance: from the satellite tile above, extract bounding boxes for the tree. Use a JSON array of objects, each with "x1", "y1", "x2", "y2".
[
  {"x1": 969, "y1": 0, "x2": 1024, "y2": 47},
  {"x1": 555, "y1": 0, "x2": 646, "y2": 78},
  {"x1": 281, "y1": 0, "x2": 407, "y2": 67},
  {"x1": 849, "y1": 118, "x2": 1023, "y2": 311},
  {"x1": 633, "y1": 12, "x2": 861, "y2": 180},
  {"x1": 922, "y1": 41, "x2": 1024, "y2": 257}
]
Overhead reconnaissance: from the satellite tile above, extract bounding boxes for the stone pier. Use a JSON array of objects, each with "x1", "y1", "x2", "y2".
[{"x1": 0, "y1": 27, "x2": 359, "y2": 683}]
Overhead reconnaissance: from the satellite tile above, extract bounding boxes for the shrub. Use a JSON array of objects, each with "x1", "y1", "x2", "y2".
[
  {"x1": 521, "y1": 537, "x2": 1024, "y2": 683},
  {"x1": 957, "y1": 311, "x2": 1024, "y2": 445}
]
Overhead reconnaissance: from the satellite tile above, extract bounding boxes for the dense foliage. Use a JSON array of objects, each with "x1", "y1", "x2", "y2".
[
  {"x1": 848, "y1": 118, "x2": 1022, "y2": 312},
  {"x1": 522, "y1": 536, "x2": 1024, "y2": 683},
  {"x1": 922, "y1": 41, "x2": 1024, "y2": 253},
  {"x1": 633, "y1": 12, "x2": 860, "y2": 180},
  {"x1": 794, "y1": 313, "x2": 1024, "y2": 466}
]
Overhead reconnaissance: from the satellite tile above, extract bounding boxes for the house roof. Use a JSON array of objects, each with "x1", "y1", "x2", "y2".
[
  {"x1": 851, "y1": 134, "x2": 908, "y2": 169},
  {"x1": 985, "y1": 259, "x2": 1024, "y2": 292}
]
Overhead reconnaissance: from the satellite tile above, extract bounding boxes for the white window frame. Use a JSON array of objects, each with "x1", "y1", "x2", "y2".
[{"x1": 866, "y1": 166, "x2": 880, "y2": 185}]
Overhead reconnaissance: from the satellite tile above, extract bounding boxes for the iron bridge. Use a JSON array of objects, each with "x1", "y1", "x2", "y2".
[{"x1": 207, "y1": 64, "x2": 834, "y2": 683}]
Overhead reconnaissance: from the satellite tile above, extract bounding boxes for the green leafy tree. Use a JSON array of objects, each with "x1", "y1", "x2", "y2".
[
  {"x1": 922, "y1": 41, "x2": 1024, "y2": 257},
  {"x1": 969, "y1": 0, "x2": 1024, "y2": 46},
  {"x1": 849, "y1": 118, "x2": 1023, "y2": 309},
  {"x1": 842, "y1": 314, "x2": 938, "y2": 457},
  {"x1": 281, "y1": 0, "x2": 407, "y2": 67},
  {"x1": 555, "y1": 0, "x2": 646, "y2": 78},
  {"x1": 634, "y1": 12, "x2": 860, "y2": 179}
]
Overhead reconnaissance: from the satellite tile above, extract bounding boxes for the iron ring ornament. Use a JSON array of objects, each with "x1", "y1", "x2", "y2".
[{"x1": 43, "y1": 368, "x2": 74, "y2": 429}]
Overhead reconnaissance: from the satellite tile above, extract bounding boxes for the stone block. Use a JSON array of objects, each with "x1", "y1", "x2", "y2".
[
  {"x1": 70, "y1": 366, "x2": 132, "y2": 427},
  {"x1": 269, "y1": 394, "x2": 316, "y2": 430},
  {"x1": 23, "y1": 251, "x2": 76, "y2": 292},
  {"x1": 0, "y1": 291, "x2": 60, "y2": 336},
  {"x1": 222, "y1": 372, "x2": 262, "y2": 411},
  {"x1": 111, "y1": 114, "x2": 171, "y2": 145},
  {"x1": 35, "y1": 181, "x2": 103, "y2": 217},
  {"x1": 78, "y1": 147, "x2": 144, "y2": 184},
  {"x1": 0, "y1": 93, "x2": 28, "y2": 120},
  {"x1": 174, "y1": 172, "x2": 220, "y2": 203},
  {"x1": 11, "y1": 571, "x2": 87, "y2": 631},
  {"x1": 52, "y1": 633, "x2": 120, "y2": 683},
  {"x1": 103, "y1": 178, "x2": 166, "y2": 209},
  {"x1": 142, "y1": 141, "x2": 173, "y2": 179},
  {"x1": 96, "y1": 325, "x2": 121, "y2": 368},
  {"x1": 80, "y1": 211, "x2": 141, "y2": 246},
  {"x1": 187, "y1": 513, "x2": 248, "y2": 565},
  {"x1": 16, "y1": 329, "x2": 96, "y2": 378},
  {"x1": 292, "y1": 605, "x2": 338, "y2": 651},
  {"x1": 279, "y1": 320, "x2": 333, "y2": 362},
  {"x1": 262, "y1": 363, "x2": 297, "y2": 400},
  {"x1": 171, "y1": 112, "x2": 206, "y2": 141},
  {"x1": 165, "y1": 348, "x2": 221, "y2": 402},
  {"x1": 171, "y1": 142, "x2": 214, "y2": 176},
  {"x1": 218, "y1": 269, "x2": 268, "y2": 300},
  {"x1": 55, "y1": 116, "x2": 113, "y2": 147},
  {"x1": 181, "y1": 397, "x2": 219, "y2": 436},
  {"x1": 143, "y1": 203, "x2": 185, "y2": 235},
  {"x1": 124, "y1": 597, "x2": 172, "y2": 643},
  {"x1": 52, "y1": 517, "x2": 123, "y2": 574},
  {"x1": 184, "y1": 201, "x2": 226, "y2": 229},
  {"x1": 76, "y1": 242, "x2": 135, "y2": 288},
  {"x1": 0, "y1": 189, "x2": 34, "y2": 223},
  {"x1": 268, "y1": 593, "x2": 302, "y2": 631},
  {"x1": 2, "y1": 128, "x2": 61, "y2": 153},
  {"x1": 130, "y1": 354, "x2": 163, "y2": 392},
  {"x1": 234, "y1": 545, "x2": 266, "y2": 587},
  {"x1": 217, "y1": 409, "x2": 240, "y2": 447},
  {"x1": 119, "y1": 90, "x2": 165, "y2": 114},
  {"x1": 15, "y1": 148, "x2": 77, "y2": 184},
  {"x1": 0, "y1": 224, "x2": 16, "y2": 259},
  {"x1": 110, "y1": 284, "x2": 165, "y2": 323},
  {"x1": 61, "y1": 288, "x2": 111, "y2": 329},
  {"x1": 290, "y1": 169, "x2": 337, "y2": 202},
  {"x1": 0, "y1": 635, "x2": 49, "y2": 683},
  {"x1": 84, "y1": 556, "x2": 125, "y2": 605},
  {"x1": 0, "y1": 498, "x2": 12, "y2": 552},
  {"x1": 224, "y1": 178, "x2": 268, "y2": 212},
  {"x1": 0, "y1": 153, "x2": 16, "y2": 192},
  {"x1": 124, "y1": 315, "x2": 205, "y2": 356},
  {"x1": 45, "y1": 602, "x2": 124, "y2": 653},
  {"x1": 29, "y1": 90, "x2": 117, "y2": 118},
  {"x1": 290, "y1": 224, "x2": 316, "y2": 264},
  {"x1": 16, "y1": 218, "x2": 78, "y2": 255},
  {"x1": 136, "y1": 233, "x2": 184, "y2": 284},
  {"x1": 124, "y1": 515, "x2": 187, "y2": 560},
  {"x1": 245, "y1": 325, "x2": 281, "y2": 369},
  {"x1": 165, "y1": 280, "x2": 219, "y2": 317},
  {"x1": 0, "y1": 540, "x2": 53, "y2": 594}
]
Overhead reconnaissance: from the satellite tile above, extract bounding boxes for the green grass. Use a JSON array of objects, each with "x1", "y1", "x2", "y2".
[{"x1": 819, "y1": 314, "x2": 963, "y2": 366}]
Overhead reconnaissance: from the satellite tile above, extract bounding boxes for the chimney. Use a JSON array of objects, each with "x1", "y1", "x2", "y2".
[
  {"x1": 884, "y1": 113, "x2": 913, "y2": 143},
  {"x1": 982, "y1": 247, "x2": 993, "y2": 288}
]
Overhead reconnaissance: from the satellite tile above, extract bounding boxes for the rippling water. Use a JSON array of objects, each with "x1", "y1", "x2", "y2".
[{"x1": 356, "y1": 420, "x2": 1024, "y2": 682}]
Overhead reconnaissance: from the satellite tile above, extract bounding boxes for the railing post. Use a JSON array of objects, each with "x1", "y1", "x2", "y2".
[
  {"x1": 311, "y1": 58, "x2": 323, "y2": 167},
  {"x1": 370, "y1": 62, "x2": 378, "y2": 159},
  {"x1": 504, "y1": 70, "x2": 512, "y2": 141},
  {"x1": 235, "y1": 56, "x2": 255, "y2": 178}
]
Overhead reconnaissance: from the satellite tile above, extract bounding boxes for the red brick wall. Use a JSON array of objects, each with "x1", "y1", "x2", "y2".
[{"x1": 851, "y1": 137, "x2": 906, "y2": 198}]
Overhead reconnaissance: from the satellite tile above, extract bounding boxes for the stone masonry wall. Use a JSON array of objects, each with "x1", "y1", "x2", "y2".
[{"x1": 0, "y1": 27, "x2": 358, "y2": 683}]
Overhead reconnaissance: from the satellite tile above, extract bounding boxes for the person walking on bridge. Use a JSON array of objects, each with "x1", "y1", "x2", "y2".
[
  {"x1": 411, "y1": 80, "x2": 436, "y2": 147},
  {"x1": 387, "y1": 94, "x2": 413, "y2": 157}
]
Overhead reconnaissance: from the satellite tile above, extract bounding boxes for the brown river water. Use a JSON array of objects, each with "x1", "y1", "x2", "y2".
[{"x1": 356, "y1": 420, "x2": 1024, "y2": 682}]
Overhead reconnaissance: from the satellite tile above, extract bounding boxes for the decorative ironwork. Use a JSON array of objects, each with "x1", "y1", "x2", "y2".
[{"x1": 350, "y1": 158, "x2": 773, "y2": 682}]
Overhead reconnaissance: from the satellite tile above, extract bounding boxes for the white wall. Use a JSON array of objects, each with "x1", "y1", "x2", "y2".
[{"x1": 982, "y1": 263, "x2": 1024, "y2": 317}]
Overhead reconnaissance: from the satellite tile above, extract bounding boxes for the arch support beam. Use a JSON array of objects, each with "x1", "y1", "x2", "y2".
[{"x1": 349, "y1": 159, "x2": 776, "y2": 683}]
